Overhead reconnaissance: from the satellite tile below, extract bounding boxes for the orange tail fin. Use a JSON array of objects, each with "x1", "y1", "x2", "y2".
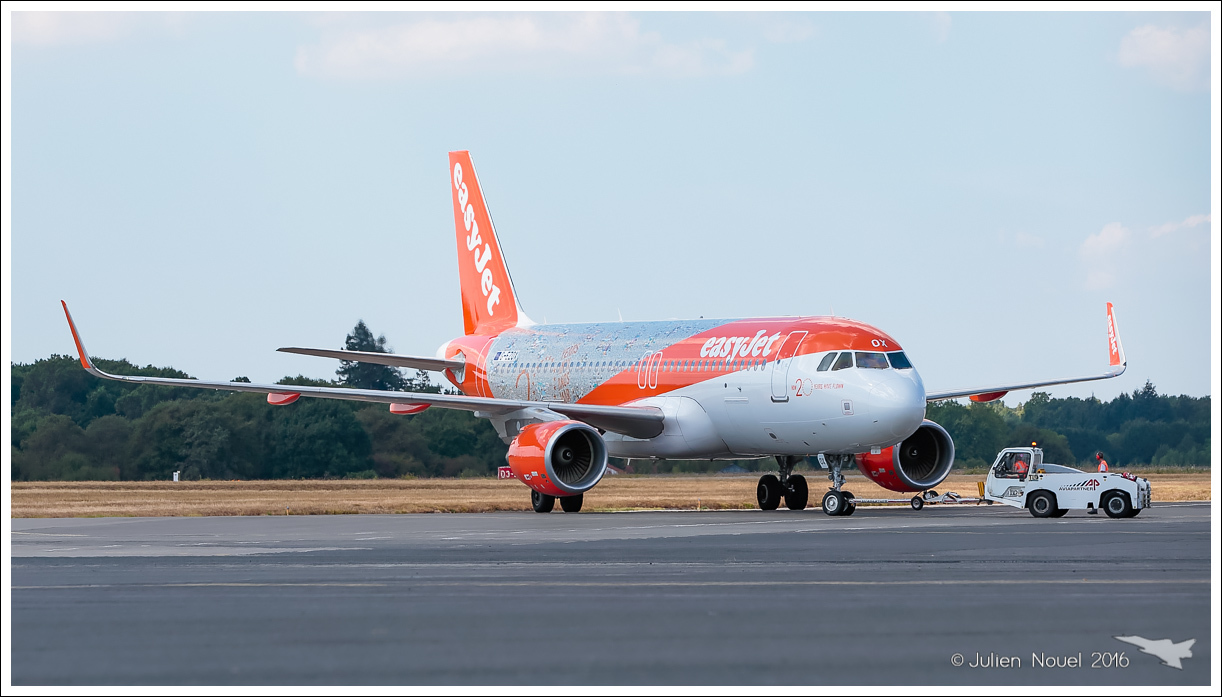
[{"x1": 449, "y1": 151, "x2": 529, "y2": 336}]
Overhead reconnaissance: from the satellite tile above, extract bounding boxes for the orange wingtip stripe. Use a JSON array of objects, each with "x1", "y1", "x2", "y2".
[
  {"x1": 970, "y1": 391, "x2": 1008, "y2": 403},
  {"x1": 60, "y1": 300, "x2": 92, "y2": 371},
  {"x1": 1106, "y1": 302, "x2": 1122, "y2": 366}
]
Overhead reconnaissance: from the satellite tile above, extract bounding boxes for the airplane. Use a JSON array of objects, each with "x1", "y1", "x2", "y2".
[
  {"x1": 60, "y1": 150, "x2": 1128, "y2": 516},
  {"x1": 1113, "y1": 635, "x2": 1195, "y2": 670}
]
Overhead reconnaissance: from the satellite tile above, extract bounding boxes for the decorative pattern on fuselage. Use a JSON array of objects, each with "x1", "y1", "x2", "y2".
[
  {"x1": 485, "y1": 319, "x2": 723, "y2": 403},
  {"x1": 477, "y1": 316, "x2": 903, "y2": 407}
]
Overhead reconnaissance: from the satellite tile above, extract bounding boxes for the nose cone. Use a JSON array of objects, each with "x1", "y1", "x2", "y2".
[{"x1": 869, "y1": 372, "x2": 927, "y2": 439}]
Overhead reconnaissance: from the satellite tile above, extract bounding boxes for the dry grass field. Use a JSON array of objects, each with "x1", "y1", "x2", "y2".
[{"x1": 10, "y1": 472, "x2": 1212, "y2": 518}]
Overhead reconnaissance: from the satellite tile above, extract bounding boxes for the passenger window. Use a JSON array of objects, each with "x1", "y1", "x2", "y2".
[
  {"x1": 832, "y1": 352, "x2": 854, "y2": 371},
  {"x1": 855, "y1": 352, "x2": 888, "y2": 369},
  {"x1": 817, "y1": 353, "x2": 837, "y2": 372},
  {"x1": 887, "y1": 352, "x2": 913, "y2": 370}
]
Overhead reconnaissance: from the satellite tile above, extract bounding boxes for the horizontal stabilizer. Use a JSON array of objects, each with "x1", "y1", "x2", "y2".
[{"x1": 278, "y1": 347, "x2": 464, "y2": 373}]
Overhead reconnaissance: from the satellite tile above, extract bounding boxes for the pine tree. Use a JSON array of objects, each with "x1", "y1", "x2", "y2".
[{"x1": 336, "y1": 320, "x2": 408, "y2": 391}]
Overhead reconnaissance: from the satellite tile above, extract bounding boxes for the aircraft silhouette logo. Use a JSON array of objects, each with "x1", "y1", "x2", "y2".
[{"x1": 1113, "y1": 635, "x2": 1195, "y2": 669}]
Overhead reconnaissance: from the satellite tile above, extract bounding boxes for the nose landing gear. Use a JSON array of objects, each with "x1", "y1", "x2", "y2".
[{"x1": 819, "y1": 454, "x2": 857, "y2": 516}]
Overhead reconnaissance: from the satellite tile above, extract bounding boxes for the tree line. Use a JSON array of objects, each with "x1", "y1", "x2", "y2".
[
  {"x1": 9, "y1": 321, "x2": 1211, "y2": 481},
  {"x1": 926, "y1": 382, "x2": 1210, "y2": 469},
  {"x1": 11, "y1": 321, "x2": 507, "y2": 481}
]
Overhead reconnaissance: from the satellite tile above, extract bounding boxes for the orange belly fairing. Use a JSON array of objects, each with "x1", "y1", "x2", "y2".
[{"x1": 461, "y1": 317, "x2": 901, "y2": 406}]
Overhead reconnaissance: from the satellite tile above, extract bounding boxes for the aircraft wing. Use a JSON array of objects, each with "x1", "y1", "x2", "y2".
[
  {"x1": 277, "y1": 346, "x2": 464, "y2": 373},
  {"x1": 61, "y1": 302, "x2": 665, "y2": 439},
  {"x1": 925, "y1": 303, "x2": 1127, "y2": 403}
]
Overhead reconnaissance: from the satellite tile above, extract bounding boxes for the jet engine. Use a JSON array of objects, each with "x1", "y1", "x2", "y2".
[
  {"x1": 506, "y1": 420, "x2": 609, "y2": 497},
  {"x1": 856, "y1": 420, "x2": 955, "y2": 493}
]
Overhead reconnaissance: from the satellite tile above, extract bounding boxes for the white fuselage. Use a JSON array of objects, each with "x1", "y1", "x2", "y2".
[{"x1": 468, "y1": 317, "x2": 929, "y2": 460}]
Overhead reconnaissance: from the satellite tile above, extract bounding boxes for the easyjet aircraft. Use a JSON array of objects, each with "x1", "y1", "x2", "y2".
[{"x1": 61, "y1": 151, "x2": 1128, "y2": 515}]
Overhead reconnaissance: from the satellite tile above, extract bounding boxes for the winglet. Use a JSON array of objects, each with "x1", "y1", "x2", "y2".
[
  {"x1": 61, "y1": 301, "x2": 102, "y2": 376},
  {"x1": 1106, "y1": 302, "x2": 1127, "y2": 371}
]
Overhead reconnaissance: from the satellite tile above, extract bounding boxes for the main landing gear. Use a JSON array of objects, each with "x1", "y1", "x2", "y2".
[
  {"x1": 531, "y1": 490, "x2": 583, "y2": 513},
  {"x1": 756, "y1": 456, "x2": 810, "y2": 511},
  {"x1": 755, "y1": 453, "x2": 850, "y2": 516},
  {"x1": 755, "y1": 454, "x2": 858, "y2": 516}
]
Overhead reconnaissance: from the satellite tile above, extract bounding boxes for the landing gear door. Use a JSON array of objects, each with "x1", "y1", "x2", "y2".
[{"x1": 770, "y1": 331, "x2": 808, "y2": 403}]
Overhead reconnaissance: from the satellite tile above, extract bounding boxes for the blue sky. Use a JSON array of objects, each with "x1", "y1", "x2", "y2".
[{"x1": 7, "y1": 9, "x2": 1217, "y2": 404}]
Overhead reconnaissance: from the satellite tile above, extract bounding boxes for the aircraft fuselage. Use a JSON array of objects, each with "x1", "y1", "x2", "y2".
[{"x1": 443, "y1": 315, "x2": 928, "y2": 460}]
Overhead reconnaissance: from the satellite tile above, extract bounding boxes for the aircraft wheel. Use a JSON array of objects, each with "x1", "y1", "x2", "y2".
[
  {"x1": 1051, "y1": 508, "x2": 1069, "y2": 518},
  {"x1": 560, "y1": 494, "x2": 583, "y2": 513},
  {"x1": 821, "y1": 490, "x2": 846, "y2": 516},
  {"x1": 1028, "y1": 491, "x2": 1057, "y2": 518},
  {"x1": 910, "y1": 496, "x2": 924, "y2": 511},
  {"x1": 531, "y1": 490, "x2": 555, "y2": 513},
  {"x1": 843, "y1": 492, "x2": 856, "y2": 516},
  {"x1": 757, "y1": 475, "x2": 782, "y2": 511},
  {"x1": 1102, "y1": 491, "x2": 1132, "y2": 519},
  {"x1": 784, "y1": 474, "x2": 809, "y2": 510}
]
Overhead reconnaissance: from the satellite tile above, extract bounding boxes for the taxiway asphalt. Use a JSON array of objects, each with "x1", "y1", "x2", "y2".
[{"x1": 11, "y1": 503, "x2": 1213, "y2": 685}]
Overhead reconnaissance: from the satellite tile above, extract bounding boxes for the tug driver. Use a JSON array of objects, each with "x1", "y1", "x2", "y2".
[{"x1": 1012, "y1": 452, "x2": 1030, "y2": 479}]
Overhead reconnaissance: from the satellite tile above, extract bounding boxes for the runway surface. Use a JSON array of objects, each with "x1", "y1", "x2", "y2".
[{"x1": 12, "y1": 503, "x2": 1213, "y2": 685}]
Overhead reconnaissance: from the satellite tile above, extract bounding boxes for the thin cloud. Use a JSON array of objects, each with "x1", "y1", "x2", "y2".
[
  {"x1": 1117, "y1": 23, "x2": 1210, "y2": 91},
  {"x1": 1014, "y1": 231, "x2": 1044, "y2": 248},
  {"x1": 1080, "y1": 222, "x2": 1131, "y2": 290},
  {"x1": 760, "y1": 19, "x2": 815, "y2": 45},
  {"x1": 930, "y1": 12, "x2": 952, "y2": 44},
  {"x1": 12, "y1": 11, "x2": 184, "y2": 46},
  {"x1": 995, "y1": 230, "x2": 1045, "y2": 249},
  {"x1": 1150, "y1": 214, "x2": 1209, "y2": 238},
  {"x1": 294, "y1": 13, "x2": 753, "y2": 79}
]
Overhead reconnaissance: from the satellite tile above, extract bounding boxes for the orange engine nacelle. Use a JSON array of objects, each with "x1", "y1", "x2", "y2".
[
  {"x1": 506, "y1": 421, "x2": 609, "y2": 497},
  {"x1": 857, "y1": 420, "x2": 955, "y2": 493}
]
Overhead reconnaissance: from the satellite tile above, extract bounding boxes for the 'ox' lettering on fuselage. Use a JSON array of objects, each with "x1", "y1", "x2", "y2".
[{"x1": 454, "y1": 162, "x2": 502, "y2": 316}]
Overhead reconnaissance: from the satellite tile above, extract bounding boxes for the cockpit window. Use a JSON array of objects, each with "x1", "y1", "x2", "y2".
[
  {"x1": 831, "y1": 352, "x2": 854, "y2": 371},
  {"x1": 855, "y1": 352, "x2": 888, "y2": 369},
  {"x1": 816, "y1": 353, "x2": 836, "y2": 372},
  {"x1": 887, "y1": 351, "x2": 913, "y2": 370}
]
